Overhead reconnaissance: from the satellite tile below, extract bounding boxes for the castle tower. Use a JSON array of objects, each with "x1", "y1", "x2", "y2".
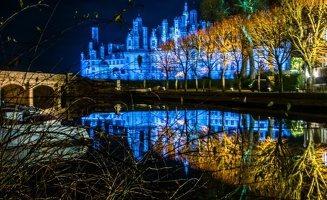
[
  {"x1": 182, "y1": 2, "x2": 189, "y2": 27},
  {"x1": 108, "y1": 43, "x2": 113, "y2": 54},
  {"x1": 91, "y1": 27, "x2": 99, "y2": 46},
  {"x1": 143, "y1": 27, "x2": 148, "y2": 49},
  {"x1": 131, "y1": 19, "x2": 140, "y2": 50},
  {"x1": 190, "y1": 9, "x2": 197, "y2": 25},
  {"x1": 150, "y1": 28, "x2": 158, "y2": 50},
  {"x1": 161, "y1": 19, "x2": 168, "y2": 44},
  {"x1": 126, "y1": 33, "x2": 133, "y2": 51},
  {"x1": 174, "y1": 17, "x2": 180, "y2": 36},
  {"x1": 100, "y1": 44, "x2": 105, "y2": 59},
  {"x1": 88, "y1": 41, "x2": 93, "y2": 58}
]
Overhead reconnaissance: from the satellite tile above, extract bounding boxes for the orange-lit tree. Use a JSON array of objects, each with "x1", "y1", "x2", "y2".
[
  {"x1": 224, "y1": 15, "x2": 245, "y2": 92},
  {"x1": 196, "y1": 28, "x2": 219, "y2": 91},
  {"x1": 250, "y1": 7, "x2": 292, "y2": 93},
  {"x1": 212, "y1": 19, "x2": 234, "y2": 92}
]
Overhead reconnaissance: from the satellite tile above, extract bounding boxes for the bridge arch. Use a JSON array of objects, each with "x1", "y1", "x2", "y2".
[
  {"x1": 0, "y1": 71, "x2": 68, "y2": 110},
  {"x1": 33, "y1": 85, "x2": 56, "y2": 109},
  {"x1": 1, "y1": 84, "x2": 28, "y2": 105}
]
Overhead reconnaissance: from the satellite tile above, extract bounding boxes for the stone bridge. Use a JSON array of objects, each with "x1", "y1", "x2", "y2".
[{"x1": 0, "y1": 71, "x2": 69, "y2": 109}]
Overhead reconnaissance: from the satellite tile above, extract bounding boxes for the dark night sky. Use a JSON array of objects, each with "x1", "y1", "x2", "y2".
[{"x1": 0, "y1": 0, "x2": 202, "y2": 74}]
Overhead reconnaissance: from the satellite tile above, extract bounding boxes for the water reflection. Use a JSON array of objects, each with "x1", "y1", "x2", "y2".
[
  {"x1": 81, "y1": 106, "x2": 326, "y2": 158},
  {"x1": 80, "y1": 106, "x2": 327, "y2": 198}
]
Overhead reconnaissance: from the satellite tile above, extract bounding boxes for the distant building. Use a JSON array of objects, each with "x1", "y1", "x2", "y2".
[{"x1": 80, "y1": 2, "x2": 290, "y2": 81}]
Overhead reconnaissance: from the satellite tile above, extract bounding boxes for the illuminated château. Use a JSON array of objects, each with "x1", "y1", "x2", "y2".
[{"x1": 80, "y1": 2, "x2": 290, "y2": 81}]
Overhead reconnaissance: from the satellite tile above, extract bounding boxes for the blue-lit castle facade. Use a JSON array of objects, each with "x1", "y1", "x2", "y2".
[{"x1": 80, "y1": 2, "x2": 290, "y2": 81}]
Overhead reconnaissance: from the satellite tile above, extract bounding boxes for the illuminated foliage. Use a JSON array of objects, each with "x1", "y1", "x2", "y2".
[
  {"x1": 282, "y1": 0, "x2": 327, "y2": 88},
  {"x1": 212, "y1": 18, "x2": 237, "y2": 91},
  {"x1": 250, "y1": 7, "x2": 291, "y2": 93},
  {"x1": 196, "y1": 28, "x2": 219, "y2": 90}
]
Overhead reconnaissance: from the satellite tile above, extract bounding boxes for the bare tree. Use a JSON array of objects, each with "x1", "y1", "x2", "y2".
[
  {"x1": 212, "y1": 20, "x2": 235, "y2": 92},
  {"x1": 222, "y1": 15, "x2": 245, "y2": 92},
  {"x1": 250, "y1": 7, "x2": 292, "y2": 92},
  {"x1": 196, "y1": 28, "x2": 219, "y2": 91},
  {"x1": 155, "y1": 40, "x2": 176, "y2": 90},
  {"x1": 172, "y1": 35, "x2": 194, "y2": 91},
  {"x1": 189, "y1": 34, "x2": 202, "y2": 92}
]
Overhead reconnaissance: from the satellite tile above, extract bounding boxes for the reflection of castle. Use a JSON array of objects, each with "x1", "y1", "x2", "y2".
[
  {"x1": 81, "y1": 109, "x2": 309, "y2": 158},
  {"x1": 80, "y1": 2, "x2": 291, "y2": 81}
]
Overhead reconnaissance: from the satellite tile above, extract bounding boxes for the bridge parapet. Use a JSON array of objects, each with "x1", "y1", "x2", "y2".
[
  {"x1": 0, "y1": 71, "x2": 68, "y2": 109},
  {"x1": 0, "y1": 71, "x2": 66, "y2": 88}
]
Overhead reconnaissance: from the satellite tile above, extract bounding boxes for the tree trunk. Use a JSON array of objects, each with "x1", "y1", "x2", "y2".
[
  {"x1": 184, "y1": 76, "x2": 187, "y2": 92},
  {"x1": 222, "y1": 68, "x2": 226, "y2": 92},
  {"x1": 195, "y1": 75, "x2": 198, "y2": 92},
  {"x1": 249, "y1": 48, "x2": 255, "y2": 80},
  {"x1": 208, "y1": 69, "x2": 212, "y2": 91},
  {"x1": 278, "y1": 64, "x2": 283, "y2": 93},
  {"x1": 258, "y1": 68, "x2": 261, "y2": 93},
  {"x1": 238, "y1": 75, "x2": 242, "y2": 92},
  {"x1": 242, "y1": 47, "x2": 248, "y2": 79}
]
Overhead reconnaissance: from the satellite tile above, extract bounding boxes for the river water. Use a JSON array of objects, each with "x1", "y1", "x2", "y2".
[
  {"x1": 80, "y1": 103, "x2": 327, "y2": 162},
  {"x1": 77, "y1": 103, "x2": 327, "y2": 198}
]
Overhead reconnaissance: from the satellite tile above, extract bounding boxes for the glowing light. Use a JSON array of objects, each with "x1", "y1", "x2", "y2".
[
  {"x1": 201, "y1": 125, "x2": 209, "y2": 133},
  {"x1": 313, "y1": 69, "x2": 318, "y2": 78},
  {"x1": 175, "y1": 71, "x2": 185, "y2": 78},
  {"x1": 177, "y1": 119, "x2": 185, "y2": 125},
  {"x1": 306, "y1": 69, "x2": 310, "y2": 78}
]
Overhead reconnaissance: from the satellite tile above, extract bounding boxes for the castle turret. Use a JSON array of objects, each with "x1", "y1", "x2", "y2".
[
  {"x1": 174, "y1": 17, "x2": 180, "y2": 35},
  {"x1": 126, "y1": 33, "x2": 133, "y2": 51},
  {"x1": 161, "y1": 19, "x2": 168, "y2": 44},
  {"x1": 190, "y1": 9, "x2": 197, "y2": 26},
  {"x1": 201, "y1": 21, "x2": 207, "y2": 30},
  {"x1": 132, "y1": 19, "x2": 140, "y2": 50},
  {"x1": 100, "y1": 44, "x2": 105, "y2": 59},
  {"x1": 108, "y1": 43, "x2": 113, "y2": 54},
  {"x1": 143, "y1": 27, "x2": 148, "y2": 49},
  {"x1": 88, "y1": 41, "x2": 93, "y2": 57},
  {"x1": 182, "y1": 2, "x2": 189, "y2": 27},
  {"x1": 150, "y1": 28, "x2": 158, "y2": 50},
  {"x1": 91, "y1": 27, "x2": 99, "y2": 46}
]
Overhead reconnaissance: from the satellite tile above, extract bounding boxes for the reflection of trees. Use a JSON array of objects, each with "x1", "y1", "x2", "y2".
[{"x1": 151, "y1": 110, "x2": 327, "y2": 198}]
